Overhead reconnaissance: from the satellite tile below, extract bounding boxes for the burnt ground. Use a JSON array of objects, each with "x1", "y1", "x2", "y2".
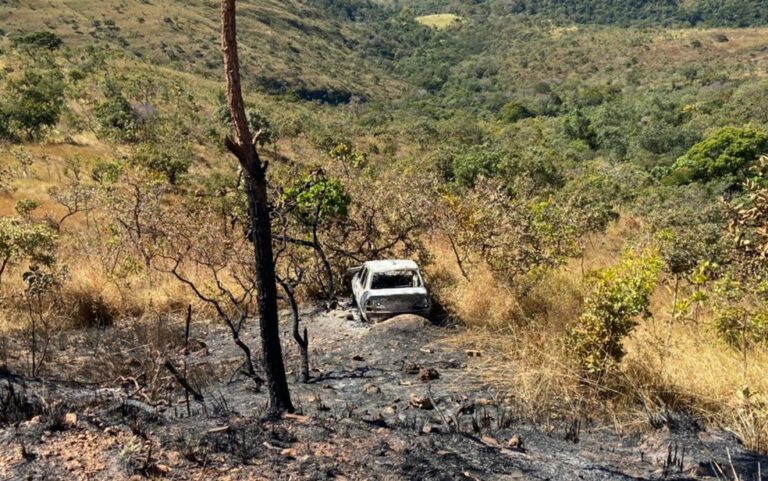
[{"x1": 1, "y1": 302, "x2": 766, "y2": 480}]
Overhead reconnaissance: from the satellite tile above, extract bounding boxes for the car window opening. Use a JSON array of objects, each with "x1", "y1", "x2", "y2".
[{"x1": 371, "y1": 270, "x2": 421, "y2": 290}]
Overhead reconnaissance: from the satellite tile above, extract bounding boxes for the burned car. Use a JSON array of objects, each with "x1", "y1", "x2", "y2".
[{"x1": 350, "y1": 259, "x2": 431, "y2": 323}]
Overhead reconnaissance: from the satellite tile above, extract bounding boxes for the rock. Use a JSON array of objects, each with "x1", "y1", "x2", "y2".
[
  {"x1": 363, "y1": 383, "x2": 381, "y2": 394},
  {"x1": 280, "y1": 448, "x2": 297, "y2": 458},
  {"x1": 382, "y1": 406, "x2": 397, "y2": 415},
  {"x1": 481, "y1": 435, "x2": 500, "y2": 447},
  {"x1": 465, "y1": 350, "x2": 482, "y2": 358},
  {"x1": 64, "y1": 413, "x2": 77, "y2": 428},
  {"x1": 419, "y1": 367, "x2": 440, "y2": 382},
  {"x1": 346, "y1": 313, "x2": 355, "y2": 321},
  {"x1": 409, "y1": 393, "x2": 434, "y2": 410},
  {"x1": 351, "y1": 354, "x2": 365, "y2": 361},
  {"x1": 402, "y1": 362, "x2": 421, "y2": 375},
  {"x1": 422, "y1": 424, "x2": 440, "y2": 434},
  {"x1": 370, "y1": 314, "x2": 429, "y2": 333},
  {"x1": 507, "y1": 435, "x2": 524, "y2": 450}
]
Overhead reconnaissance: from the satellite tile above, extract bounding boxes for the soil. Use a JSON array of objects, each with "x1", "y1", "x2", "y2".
[{"x1": 1, "y1": 302, "x2": 766, "y2": 480}]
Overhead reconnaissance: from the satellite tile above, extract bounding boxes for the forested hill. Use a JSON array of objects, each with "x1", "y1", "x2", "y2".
[{"x1": 370, "y1": 0, "x2": 768, "y2": 27}]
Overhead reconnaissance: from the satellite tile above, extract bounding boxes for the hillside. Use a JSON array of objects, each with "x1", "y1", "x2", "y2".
[
  {"x1": 380, "y1": 0, "x2": 768, "y2": 27},
  {"x1": 2, "y1": 0, "x2": 768, "y2": 479},
  {"x1": 0, "y1": 0, "x2": 401, "y2": 102}
]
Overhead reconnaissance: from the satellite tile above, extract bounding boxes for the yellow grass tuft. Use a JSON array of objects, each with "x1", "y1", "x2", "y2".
[{"x1": 416, "y1": 14, "x2": 462, "y2": 30}]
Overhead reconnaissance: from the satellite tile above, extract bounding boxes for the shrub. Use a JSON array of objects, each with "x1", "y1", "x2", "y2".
[
  {"x1": 671, "y1": 127, "x2": 768, "y2": 183},
  {"x1": 246, "y1": 109, "x2": 277, "y2": 146},
  {"x1": 130, "y1": 143, "x2": 193, "y2": 184},
  {"x1": 450, "y1": 145, "x2": 504, "y2": 187},
  {"x1": 0, "y1": 218, "x2": 57, "y2": 288},
  {"x1": 11, "y1": 31, "x2": 63, "y2": 50},
  {"x1": 93, "y1": 81, "x2": 138, "y2": 142},
  {"x1": 499, "y1": 101, "x2": 532, "y2": 123},
  {"x1": 568, "y1": 247, "x2": 661, "y2": 377},
  {"x1": 91, "y1": 159, "x2": 124, "y2": 184},
  {"x1": 2, "y1": 69, "x2": 65, "y2": 139},
  {"x1": 14, "y1": 199, "x2": 40, "y2": 218}
]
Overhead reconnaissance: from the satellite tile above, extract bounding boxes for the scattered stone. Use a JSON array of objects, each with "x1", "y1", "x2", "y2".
[
  {"x1": 422, "y1": 424, "x2": 440, "y2": 434},
  {"x1": 402, "y1": 362, "x2": 421, "y2": 375},
  {"x1": 63, "y1": 413, "x2": 77, "y2": 428},
  {"x1": 363, "y1": 383, "x2": 381, "y2": 394},
  {"x1": 475, "y1": 398, "x2": 495, "y2": 407},
  {"x1": 283, "y1": 413, "x2": 309, "y2": 423},
  {"x1": 280, "y1": 448, "x2": 297, "y2": 458},
  {"x1": 508, "y1": 435, "x2": 524, "y2": 450},
  {"x1": 409, "y1": 394, "x2": 434, "y2": 410},
  {"x1": 465, "y1": 350, "x2": 482, "y2": 358},
  {"x1": 481, "y1": 435, "x2": 500, "y2": 447},
  {"x1": 420, "y1": 347, "x2": 434, "y2": 354},
  {"x1": 382, "y1": 406, "x2": 397, "y2": 415},
  {"x1": 419, "y1": 367, "x2": 440, "y2": 382},
  {"x1": 370, "y1": 314, "x2": 429, "y2": 333}
]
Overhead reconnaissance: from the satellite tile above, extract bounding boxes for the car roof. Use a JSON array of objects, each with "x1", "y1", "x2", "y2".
[{"x1": 364, "y1": 259, "x2": 419, "y2": 273}]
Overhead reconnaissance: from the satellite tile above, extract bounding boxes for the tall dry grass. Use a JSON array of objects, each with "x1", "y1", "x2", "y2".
[{"x1": 427, "y1": 223, "x2": 768, "y2": 452}]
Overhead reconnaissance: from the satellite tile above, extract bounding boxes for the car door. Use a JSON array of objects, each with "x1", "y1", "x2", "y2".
[{"x1": 352, "y1": 267, "x2": 368, "y2": 305}]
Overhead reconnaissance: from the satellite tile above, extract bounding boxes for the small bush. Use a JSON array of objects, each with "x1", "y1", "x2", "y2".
[{"x1": 567, "y1": 247, "x2": 661, "y2": 377}]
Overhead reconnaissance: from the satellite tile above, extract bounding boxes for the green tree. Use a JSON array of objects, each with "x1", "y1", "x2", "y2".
[
  {"x1": 2, "y1": 69, "x2": 65, "y2": 139},
  {"x1": 671, "y1": 127, "x2": 768, "y2": 183},
  {"x1": 130, "y1": 143, "x2": 193, "y2": 185}
]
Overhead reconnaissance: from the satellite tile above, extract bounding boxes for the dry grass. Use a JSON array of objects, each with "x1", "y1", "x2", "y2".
[
  {"x1": 415, "y1": 14, "x2": 462, "y2": 30},
  {"x1": 428, "y1": 222, "x2": 768, "y2": 452}
]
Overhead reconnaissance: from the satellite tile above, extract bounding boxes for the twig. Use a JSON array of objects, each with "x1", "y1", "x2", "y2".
[{"x1": 163, "y1": 360, "x2": 204, "y2": 404}]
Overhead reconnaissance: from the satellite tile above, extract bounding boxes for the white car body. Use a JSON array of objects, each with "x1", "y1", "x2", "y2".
[{"x1": 350, "y1": 259, "x2": 431, "y2": 323}]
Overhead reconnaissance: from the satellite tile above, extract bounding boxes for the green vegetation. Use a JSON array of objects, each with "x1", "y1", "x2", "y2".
[
  {"x1": 671, "y1": 127, "x2": 768, "y2": 184},
  {"x1": 568, "y1": 247, "x2": 662, "y2": 377}
]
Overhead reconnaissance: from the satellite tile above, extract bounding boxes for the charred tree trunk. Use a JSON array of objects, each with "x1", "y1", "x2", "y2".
[{"x1": 221, "y1": 0, "x2": 293, "y2": 413}]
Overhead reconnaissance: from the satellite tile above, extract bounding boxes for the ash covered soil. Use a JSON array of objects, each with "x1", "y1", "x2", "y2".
[{"x1": 1, "y1": 303, "x2": 766, "y2": 480}]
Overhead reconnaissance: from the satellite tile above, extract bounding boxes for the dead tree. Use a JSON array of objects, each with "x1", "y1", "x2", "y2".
[
  {"x1": 277, "y1": 276, "x2": 309, "y2": 383},
  {"x1": 165, "y1": 248, "x2": 263, "y2": 387},
  {"x1": 221, "y1": 0, "x2": 293, "y2": 413}
]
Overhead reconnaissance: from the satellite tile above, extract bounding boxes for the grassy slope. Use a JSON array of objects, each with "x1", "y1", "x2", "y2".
[{"x1": 0, "y1": 0, "x2": 400, "y2": 99}]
